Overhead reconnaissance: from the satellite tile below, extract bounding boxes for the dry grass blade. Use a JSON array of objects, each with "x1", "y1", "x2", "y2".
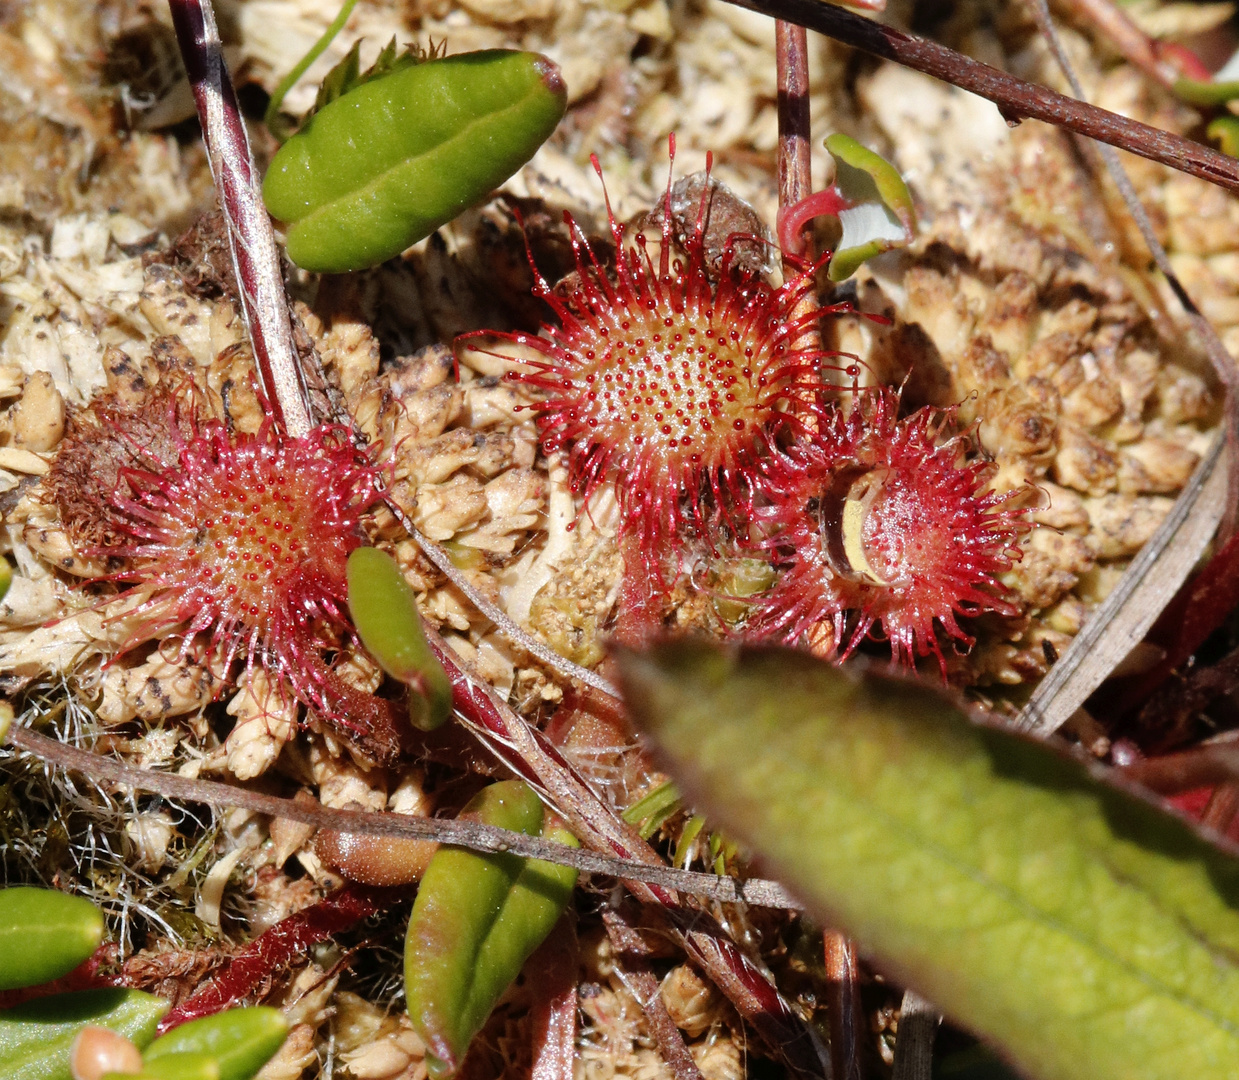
[
  {"x1": 890, "y1": 991, "x2": 938, "y2": 1080},
  {"x1": 1019, "y1": 436, "x2": 1227, "y2": 736}
]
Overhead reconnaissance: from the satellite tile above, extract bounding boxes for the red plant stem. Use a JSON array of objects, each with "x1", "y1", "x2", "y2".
[
  {"x1": 156, "y1": 884, "x2": 389, "y2": 1032},
  {"x1": 166, "y1": 0, "x2": 311, "y2": 438},
  {"x1": 823, "y1": 930, "x2": 864, "y2": 1080},
  {"x1": 529, "y1": 920, "x2": 580, "y2": 1080},
  {"x1": 425, "y1": 630, "x2": 830, "y2": 1079},
  {"x1": 776, "y1": 21, "x2": 814, "y2": 263},
  {"x1": 725, "y1": 0, "x2": 1239, "y2": 195}
]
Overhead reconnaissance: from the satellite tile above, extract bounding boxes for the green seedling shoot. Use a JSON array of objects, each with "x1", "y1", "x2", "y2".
[
  {"x1": 0, "y1": 886, "x2": 105, "y2": 991},
  {"x1": 616, "y1": 638, "x2": 1239, "y2": 1080},
  {"x1": 347, "y1": 546, "x2": 452, "y2": 730},
  {"x1": 405, "y1": 780, "x2": 578, "y2": 1077},
  {"x1": 263, "y1": 46, "x2": 567, "y2": 273}
]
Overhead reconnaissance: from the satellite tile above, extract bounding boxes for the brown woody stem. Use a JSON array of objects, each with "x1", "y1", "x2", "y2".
[
  {"x1": 167, "y1": 0, "x2": 312, "y2": 437},
  {"x1": 727, "y1": 0, "x2": 1239, "y2": 194}
]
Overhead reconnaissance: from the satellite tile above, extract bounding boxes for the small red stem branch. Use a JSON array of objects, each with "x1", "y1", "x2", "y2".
[
  {"x1": 529, "y1": 919, "x2": 580, "y2": 1080},
  {"x1": 423, "y1": 630, "x2": 830, "y2": 1080},
  {"x1": 157, "y1": 884, "x2": 390, "y2": 1031},
  {"x1": 166, "y1": 0, "x2": 311, "y2": 438},
  {"x1": 823, "y1": 930, "x2": 865, "y2": 1080},
  {"x1": 728, "y1": 0, "x2": 1239, "y2": 195}
]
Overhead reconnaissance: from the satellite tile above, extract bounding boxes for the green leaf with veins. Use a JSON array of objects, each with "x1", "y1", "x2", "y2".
[{"x1": 614, "y1": 639, "x2": 1239, "y2": 1080}]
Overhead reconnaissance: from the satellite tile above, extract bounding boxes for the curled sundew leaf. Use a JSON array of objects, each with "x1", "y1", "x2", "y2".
[
  {"x1": 0, "y1": 990, "x2": 167, "y2": 1080},
  {"x1": 823, "y1": 134, "x2": 916, "y2": 281},
  {"x1": 347, "y1": 547, "x2": 451, "y2": 731},
  {"x1": 405, "y1": 780, "x2": 578, "y2": 1078},
  {"x1": 615, "y1": 638, "x2": 1239, "y2": 1080},
  {"x1": 0, "y1": 887, "x2": 105, "y2": 991},
  {"x1": 262, "y1": 50, "x2": 567, "y2": 273},
  {"x1": 142, "y1": 1008, "x2": 287, "y2": 1080}
]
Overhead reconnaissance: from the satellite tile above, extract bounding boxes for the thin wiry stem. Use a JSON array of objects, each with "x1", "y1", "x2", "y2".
[
  {"x1": 4, "y1": 723, "x2": 800, "y2": 911},
  {"x1": 167, "y1": 0, "x2": 312, "y2": 437}
]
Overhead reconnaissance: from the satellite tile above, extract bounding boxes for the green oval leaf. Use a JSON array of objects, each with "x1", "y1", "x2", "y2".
[
  {"x1": 263, "y1": 50, "x2": 567, "y2": 273},
  {"x1": 1173, "y1": 76, "x2": 1239, "y2": 105},
  {"x1": 347, "y1": 546, "x2": 452, "y2": 731},
  {"x1": 0, "y1": 989, "x2": 167, "y2": 1080},
  {"x1": 615, "y1": 640, "x2": 1239, "y2": 1080},
  {"x1": 143, "y1": 1008, "x2": 287, "y2": 1080},
  {"x1": 405, "y1": 780, "x2": 578, "y2": 1077},
  {"x1": 0, "y1": 887, "x2": 105, "y2": 991},
  {"x1": 131, "y1": 1051, "x2": 221, "y2": 1080},
  {"x1": 1208, "y1": 116, "x2": 1239, "y2": 158}
]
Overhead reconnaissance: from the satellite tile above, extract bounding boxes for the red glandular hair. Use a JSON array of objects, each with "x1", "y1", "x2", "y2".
[
  {"x1": 492, "y1": 150, "x2": 842, "y2": 583},
  {"x1": 748, "y1": 388, "x2": 1027, "y2": 671},
  {"x1": 50, "y1": 388, "x2": 402, "y2": 756}
]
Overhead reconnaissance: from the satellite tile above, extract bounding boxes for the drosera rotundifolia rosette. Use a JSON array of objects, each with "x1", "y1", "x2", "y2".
[{"x1": 477, "y1": 142, "x2": 1031, "y2": 663}]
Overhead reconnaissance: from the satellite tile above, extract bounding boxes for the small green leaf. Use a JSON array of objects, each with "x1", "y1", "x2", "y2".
[
  {"x1": 0, "y1": 989, "x2": 167, "y2": 1080},
  {"x1": 823, "y1": 133, "x2": 916, "y2": 282},
  {"x1": 0, "y1": 887, "x2": 105, "y2": 991},
  {"x1": 143, "y1": 1008, "x2": 287, "y2": 1080},
  {"x1": 620, "y1": 779, "x2": 682, "y2": 840},
  {"x1": 263, "y1": 50, "x2": 567, "y2": 273},
  {"x1": 133, "y1": 1051, "x2": 220, "y2": 1080},
  {"x1": 615, "y1": 639, "x2": 1239, "y2": 1080},
  {"x1": 0, "y1": 559, "x2": 10, "y2": 603},
  {"x1": 347, "y1": 546, "x2": 452, "y2": 731},
  {"x1": 1173, "y1": 77, "x2": 1239, "y2": 105},
  {"x1": 1208, "y1": 116, "x2": 1239, "y2": 157},
  {"x1": 405, "y1": 780, "x2": 578, "y2": 1077}
]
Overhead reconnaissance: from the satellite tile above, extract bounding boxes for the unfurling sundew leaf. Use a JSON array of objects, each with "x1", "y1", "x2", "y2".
[
  {"x1": 0, "y1": 886, "x2": 105, "y2": 991},
  {"x1": 262, "y1": 50, "x2": 567, "y2": 273},
  {"x1": 614, "y1": 639, "x2": 1239, "y2": 1080},
  {"x1": 405, "y1": 781, "x2": 578, "y2": 1078},
  {"x1": 347, "y1": 547, "x2": 452, "y2": 731},
  {"x1": 0, "y1": 989, "x2": 167, "y2": 1080}
]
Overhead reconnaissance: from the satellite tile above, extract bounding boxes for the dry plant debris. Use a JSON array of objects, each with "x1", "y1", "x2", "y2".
[{"x1": 0, "y1": 0, "x2": 1236, "y2": 1077}]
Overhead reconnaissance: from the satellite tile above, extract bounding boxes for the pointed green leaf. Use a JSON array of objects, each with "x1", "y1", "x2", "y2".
[
  {"x1": 615, "y1": 639, "x2": 1239, "y2": 1080},
  {"x1": 143, "y1": 1008, "x2": 287, "y2": 1080},
  {"x1": 0, "y1": 887, "x2": 105, "y2": 991},
  {"x1": 824, "y1": 133, "x2": 916, "y2": 281},
  {"x1": 347, "y1": 546, "x2": 451, "y2": 730},
  {"x1": 405, "y1": 781, "x2": 578, "y2": 1077},
  {"x1": 0, "y1": 989, "x2": 167, "y2": 1080}
]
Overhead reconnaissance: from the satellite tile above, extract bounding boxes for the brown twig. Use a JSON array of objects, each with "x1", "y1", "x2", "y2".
[
  {"x1": 776, "y1": 21, "x2": 815, "y2": 263},
  {"x1": 3, "y1": 723, "x2": 800, "y2": 910},
  {"x1": 604, "y1": 908, "x2": 705, "y2": 1080},
  {"x1": 721, "y1": 0, "x2": 1239, "y2": 195},
  {"x1": 823, "y1": 931, "x2": 864, "y2": 1080},
  {"x1": 167, "y1": 0, "x2": 311, "y2": 437}
]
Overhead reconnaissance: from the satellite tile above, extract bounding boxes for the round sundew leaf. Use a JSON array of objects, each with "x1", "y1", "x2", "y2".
[
  {"x1": 263, "y1": 50, "x2": 567, "y2": 273},
  {"x1": 0, "y1": 886, "x2": 105, "y2": 991},
  {"x1": 143, "y1": 1008, "x2": 287, "y2": 1080},
  {"x1": 0, "y1": 989, "x2": 167, "y2": 1080},
  {"x1": 615, "y1": 639, "x2": 1239, "y2": 1080}
]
